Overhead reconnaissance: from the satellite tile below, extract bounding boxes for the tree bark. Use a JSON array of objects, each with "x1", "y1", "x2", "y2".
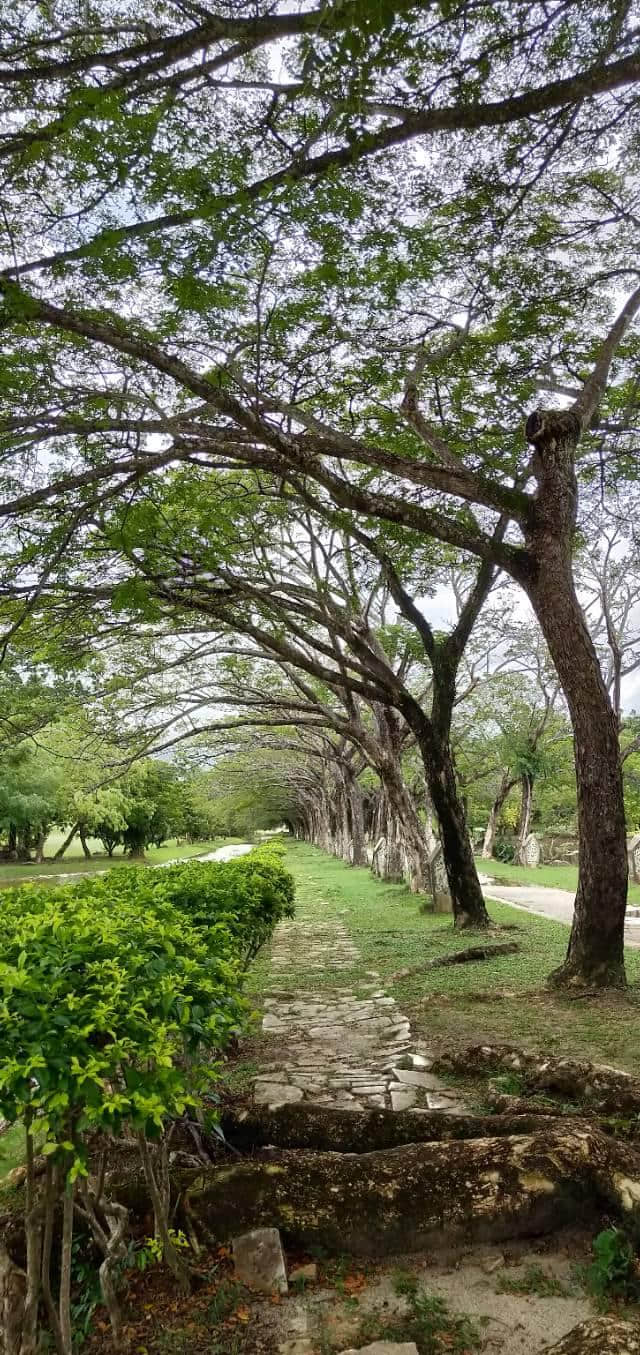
[
  {"x1": 78, "y1": 826, "x2": 92, "y2": 859},
  {"x1": 408, "y1": 711, "x2": 489, "y2": 926},
  {"x1": 220, "y1": 1103, "x2": 576, "y2": 1155},
  {"x1": 482, "y1": 771, "x2": 516, "y2": 858},
  {"x1": 183, "y1": 1128, "x2": 640, "y2": 1256},
  {"x1": 522, "y1": 412, "x2": 627, "y2": 987},
  {"x1": 516, "y1": 772, "x2": 534, "y2": 864},
  {"x1": 53, "y1": 823, "x2": 78, "y2": 860},
  {"x1": 541, "y1": 1318, "x2": 640, "y2": 1354},
  {"x1": 347, "y1": 771, "x2": 366, "y2": 865}
]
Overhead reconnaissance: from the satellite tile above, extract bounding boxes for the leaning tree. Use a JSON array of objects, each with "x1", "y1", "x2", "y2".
[{"x1": 2, "y1": 1, "x2": 640, "y2": 982}]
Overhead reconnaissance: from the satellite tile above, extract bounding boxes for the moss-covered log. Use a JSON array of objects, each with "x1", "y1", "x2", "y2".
[
  {"x1": 435, "y1": 1044, "x2": 640, "y2": 1112},
  {"x1": 541, "y1": 1317, "x2": 640, "y2": 1353},
  {"x1": 184, "y1": 1128, "x2": 640, "y2": 1256},
  {"x1": 220, "y1": 1103, "x2": 582, "y2": 1154}
]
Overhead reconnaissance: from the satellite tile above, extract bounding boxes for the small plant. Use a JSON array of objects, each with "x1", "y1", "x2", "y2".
[
  {"x1": 206, "y1": 1279, "x2": 244, "y2": 1324},
  {"x1": 134, "y1": 1229, "x2": 190, "y2": 1272},
  {"x1": 351, "y1": 1278, "x2": 481, "y2": 1354},
  {"x1": 490, "y1": 1072, "x2": 525, "y2": 1097},
  {"x1": 496, "y1": 1263, "x2": 574, "y2": 1298},
  {"x1": 584, "y1": 1227, "x2": 640, "y2": 1308}
]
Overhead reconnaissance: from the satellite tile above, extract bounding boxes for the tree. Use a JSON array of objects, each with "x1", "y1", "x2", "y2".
[{"x1": 2, "y1": 4, "x2": 640, "y2": 981}]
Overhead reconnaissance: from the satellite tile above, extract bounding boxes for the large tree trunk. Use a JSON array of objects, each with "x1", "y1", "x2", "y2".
[
  {"x1": 78, "y1": 826, "x2": 92, "y2": 859},
  {"x1": 53, "y1": 823, "x2": 79, "y2": 860},
  {"x1": 33, "y1": 832, "x2": 46, "y2": 865},
  {"x1": 482, "y1": 771, "x2": 516, "y2": 859},
  {"x1": 345, "y1": 769, "x2": 366, "y2": 866},
  {"x1": 516, "y1": 772, "x2": 534, "y2": 864},
  {"x1": 522, "y1": 420, "x2": 627, "y2": 987},
  {"x1": 407, "y1": 709, "x2": 489, "y2": 926}
]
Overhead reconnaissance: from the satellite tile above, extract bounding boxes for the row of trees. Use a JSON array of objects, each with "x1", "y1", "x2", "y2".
[
  {"x1": 2, "y1": 1, "x2": 640, "y2": 984},
  {"x1": 0, "y1": 708, "x2": 223, "y2": 861}
]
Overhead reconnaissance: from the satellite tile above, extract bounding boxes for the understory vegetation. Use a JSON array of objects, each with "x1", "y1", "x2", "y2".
[{"x1": 0, "y1": 842, "x2": 293, "y2": 1355}]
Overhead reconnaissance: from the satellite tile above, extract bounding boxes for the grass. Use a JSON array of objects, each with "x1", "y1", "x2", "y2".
[
  {"x1": 338, "y1": 1269, "x2": 482, "y2": 1354},
  {"x1": 0, "y1": 836, "x2": 242, "y2": 885},
  {"x1": 495, "y1": 1264, "x2": 576, "y2": 1298},
  {"x1": 479, "y1": 855, "x2": 640, "y2": 906},
  {"x1": 268, "y1": 842, "x2": 640, "y2": 1079}
]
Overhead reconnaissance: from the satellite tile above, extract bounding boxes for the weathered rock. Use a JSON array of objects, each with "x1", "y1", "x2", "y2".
[
  {"x1": 231, "y1": 1226, "x2": 288, "y2": 1294},
  {"x1": 540, "y1": 1317, "x2": 640, "y2": 1353},
  {"x1": 254, "y1": 1083, "x2": 304, "y2": 1107},
  {"x1": 391, "y1": 1068, "x2": 443, "y2": 1089},
  {"x1": 339, "y1": 1344, "x2": 419, "y2": 1355},
  {"x1": 186, "y1": 1128, "x2": 640, "y2": 1257},
  {"x1": 390, "y1": 1086, "x2": 417, "y2": 1111},
  {"x1": 289, "y1": 1262, "x2": 318, "y2": 1284}
]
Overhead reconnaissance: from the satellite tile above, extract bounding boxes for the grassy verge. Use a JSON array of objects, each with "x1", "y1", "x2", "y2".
[
  {"x1": 478, "y1": 855, "x2": 640, "y2": 905},
  {"x1": 272, "y1": 842, "x2": 640, "y2": 1078},
  {"x1": 0, "y1": 837, "x2": 242, "y2": 885}
]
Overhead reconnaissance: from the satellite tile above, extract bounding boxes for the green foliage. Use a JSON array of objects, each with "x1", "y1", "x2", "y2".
[
  {"x1": 0, "y1": 844, "x2": 293, "y2": 1156},
  {"x1": 495, "y1": 1264, "x2": 574, "y2": 1298},
  {"x1": 349, "y1": 1269, "x2": 481, "y2": 1353},
  {"x1": 584, "y1": 1227, "x2": 640, "y2": 1307}
]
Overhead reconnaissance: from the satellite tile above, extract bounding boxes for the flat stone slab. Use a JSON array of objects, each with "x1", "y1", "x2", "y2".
[
  {"x1": 254, "y1": 1083, "x2": 304, "y2": 1106},
  {"x1": 339, "y1": 1344, "x2": 420, "y2": 1355},
  {"x1": 232, "y1": 1226, "x2": 288, "y2": 1295}
]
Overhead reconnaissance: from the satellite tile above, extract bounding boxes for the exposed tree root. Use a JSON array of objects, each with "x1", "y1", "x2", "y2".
[
  {"x1": 426, "y1": 941, "x2": 520, "y2": 967},
  {"x1": 434, "y1": 1044, "x2": 640, "y2": 1112},
  {"x1": 220, "y1": 1103, "x2": 583, "y2": 1154},
  {"x1": 180, "y1": 1127, "x2": 640, "y2": 1256},
  {"x1": 541, "y1": 1317, "x2": 640, "y2": 1352}
]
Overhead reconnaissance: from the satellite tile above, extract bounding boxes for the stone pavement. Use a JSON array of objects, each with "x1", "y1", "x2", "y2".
[{"x1": 255, "y1": 918, "x2": 465, "y2": 1114}]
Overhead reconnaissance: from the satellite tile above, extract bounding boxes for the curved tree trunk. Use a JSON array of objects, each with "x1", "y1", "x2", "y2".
[
  {"x1": 78, "y1": 826, "x2": 92, "y2": 859},
  {"x1": 482, "y1": 772, "x2": 516, "y2": 859},
  {"x1": 53, "y1": 823, "x2": 79, "y2": 860},
  {"x1": 522, "y1": 413, "x2": 627, "y2": 987},
  {"x1": 406, "y1": 709, "x2": 489, "y2": 926}
]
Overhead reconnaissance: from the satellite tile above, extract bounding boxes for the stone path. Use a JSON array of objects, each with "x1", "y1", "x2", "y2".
[{"x1": 255, "y1": 918, "x2": 465, "y2": 1114}]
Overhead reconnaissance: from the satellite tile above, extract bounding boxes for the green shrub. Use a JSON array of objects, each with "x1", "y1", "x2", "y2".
[
  {"x1": 0, "y1": 844, "x2": 294, "y2": 1354},
  {"x1": 584, "y1": 1227, "x2": 640, "y2": 1307},
  {"x1": 74, "y1": 840, "x2": 295, "y2": 968}
]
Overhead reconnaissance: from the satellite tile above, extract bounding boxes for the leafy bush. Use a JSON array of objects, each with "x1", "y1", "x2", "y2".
[
  {"x1": 493, "y1": 836, "x2": 516, "y2": 863},
  {"x1": 0, "y1": 844, "x2": 294, "y2": 1354},
  {"x1": 76, "y1": 840, "x2": 295, "y2": 968},
  {"x1": 585, "y1": 1226, "x2": 640, "y2": 1307}
]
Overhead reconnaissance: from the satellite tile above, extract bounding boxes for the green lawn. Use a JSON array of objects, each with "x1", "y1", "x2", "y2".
[
  {"x1": 478, "y1": 855, "x2": 640, "y2": 905},
  {"x1": 0, "y1": 836, "x2": 240, "y2": 885},
  {"x1": 269, "y1": 842, "x2": 640, "y2": 1079}
]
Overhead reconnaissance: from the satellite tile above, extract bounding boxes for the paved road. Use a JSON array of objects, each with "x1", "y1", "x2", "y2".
[
  {"x1": 198, "y1": 842, "x2": 253, "y2": 863},
  {"x1": 483, "y1": 883, "x2": 640, "y2": 949}
]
